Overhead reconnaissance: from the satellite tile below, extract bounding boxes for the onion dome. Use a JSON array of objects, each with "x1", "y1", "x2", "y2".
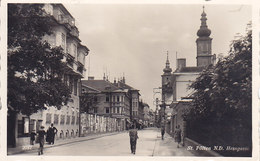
[{"x1": 197, "y1": 6, "x2": 211, "y2": 37}]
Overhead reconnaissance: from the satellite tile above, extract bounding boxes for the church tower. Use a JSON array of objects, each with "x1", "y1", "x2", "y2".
[
  {"x1": 161, "y1": 51, "x2": 173, "y2": 104},
  {"x1": 162, "y1": 51, "x2": 172, "y2": 88},
  {"x1": 196, "y1": 6, "x2": 214, "y2": 67}
]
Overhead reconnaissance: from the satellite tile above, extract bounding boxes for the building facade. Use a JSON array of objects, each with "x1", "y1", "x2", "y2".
[{"x1": 8, "y1": 4, "x2": 89, "y2": 147}]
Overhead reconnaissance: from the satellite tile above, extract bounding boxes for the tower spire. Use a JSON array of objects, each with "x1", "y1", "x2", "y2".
[
  {"x1": 197, "y1": 6, "x2": 211, "y2": 37},
  {"x1": 163, "y1": 51, "x2": 172, "y2": 74},
  {"x1": 196, "y1": 6, "x2": 214, "y2": 67}
]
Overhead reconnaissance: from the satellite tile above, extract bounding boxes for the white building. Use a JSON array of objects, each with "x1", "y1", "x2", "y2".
[{"x1": 8, "y1": 4, "x2": 89, "y2": 147}]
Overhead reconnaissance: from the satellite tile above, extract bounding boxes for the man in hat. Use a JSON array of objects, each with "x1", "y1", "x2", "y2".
[
  {"x1": 37, "y1": 126, "x2": 46, "y2": 155},
  {"x1": 129, "y1": 124, "x2": 139, "y2": 154},
  {"x1": 47, "y1": 123, "x2": 58, "y2": 145}
]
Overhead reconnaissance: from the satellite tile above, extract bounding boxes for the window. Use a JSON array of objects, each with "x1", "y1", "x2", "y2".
[
  {"x1": 113, "y1": 96, "x2": 115, "y2": 102},
  {"x1": 66, "y1": 115, "x2": 71, "y2": 125},
  {"x1": 117, "y1": 96, "x2": 120, "y2": 102},
  {"x1": 106, "y1": 95, "x2": 109, "y2": 102},
  {"x1": 29, "y1": 119, "x2": 36, "y2": 133},
  {"x1": 105, "y1": 107, "x2": 109, "y2": 113},
  {"x1": 69, "y1": 76, "x2": 73, "y2": 93},
  {"x1": 117, "y1": 107, "x2": 120, "y2": 113},
  {"x1": 18, "y1": 117, "x2": 29, "y2": 137},
  {"x1": 46, "y1": 113, "x2": 52, "y2": 124},
  {"x1": 54, "y1": 114, "x2": 59, "y2": 125},
  {"x1": 36, "y1": 120, "x2": 43, "y2": 132},
  {"x1": 76, "y1": 116, "x2": 79, "y2": 125},
  {"x1": 61, "y1": 33, "x2": 66, "y2": 49},
  {"x1": 74, "y1": 79, "x2": 78, "y2": 95},
  {"x1": 71, "y1": 116, "x2": 75, "y2": 125},
  {"x1": 60, "y1": 115, "x2": 65, "y2": 125},
  {"x1": 73, "y1": 44, "x2": 77, "y2": 57},
  {"x1": 94, "y1": 107, "x2": 97, "y2": 113}
]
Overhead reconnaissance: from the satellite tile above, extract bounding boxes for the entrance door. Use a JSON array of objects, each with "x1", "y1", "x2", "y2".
[{"x1": 7, "y1": 111, "x2": 16, "y2": 148}]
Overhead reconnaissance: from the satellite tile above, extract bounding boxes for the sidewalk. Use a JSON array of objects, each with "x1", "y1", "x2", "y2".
[
  {"x1": 152, "y1": 129, "x2": 194, "y2": 156},
  {"x1": 8, "y1": 131, "x2": 127, "y2": 155}
]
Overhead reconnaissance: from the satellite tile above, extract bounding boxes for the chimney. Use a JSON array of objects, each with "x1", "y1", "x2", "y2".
[
  {"x1": 122, "y1": 76, "x2": 125, "y2": 83},
  {"x1": 114, "y1": 78, "x2": 116, "y2": 84},
  {"x1": 103, "y1": 73, "x2": 106, "y2": 80},
  {"x1": 177, "y1": 58, "x2": 186, "y2": 69},
  {"x1": 88, "y1": 76, "x2": 94, "y2": 80}
]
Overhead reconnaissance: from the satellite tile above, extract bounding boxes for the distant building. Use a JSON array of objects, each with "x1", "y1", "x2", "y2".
[
  {"x1": 113, "y1": 78, "x2": 140, "y2": 126},
  {"x1": 81, "y1": 78, "x2": 130, "y2": 131},
  {"x1": 81, "y1": 76, "x2": 141, "y2": 130},
  {"x1": 8, "y1": 4, "x2": 89, "y2": 147},
  {"x1": 143, "y1": 103, "x2": 150, "y2": 127}
]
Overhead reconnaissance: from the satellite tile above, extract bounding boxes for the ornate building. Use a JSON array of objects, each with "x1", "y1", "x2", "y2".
[{"x1": 8, "y1": 4, "x2": 89, "y2": 147}]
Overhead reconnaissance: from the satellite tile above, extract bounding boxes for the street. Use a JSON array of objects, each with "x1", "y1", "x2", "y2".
[{"x1": 15, "y1": 128, "x2": 194, "y2": 156}]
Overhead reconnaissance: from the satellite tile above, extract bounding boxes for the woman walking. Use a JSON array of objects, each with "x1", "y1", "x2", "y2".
[
  {"x1": 174, "y1": 125, "x2": 182, "y2": 148},
  {"x1": 37, "y1": 126, "x2": 46, "y2": 155}
]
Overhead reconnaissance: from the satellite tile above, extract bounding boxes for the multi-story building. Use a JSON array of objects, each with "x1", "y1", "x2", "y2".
[
  {"x1": 81, "y1": 76, "x2": 142, "y2": 131},
  {"x1": 113, "y1": 78, "x2": 140, "y2": 127},
  {"x1": 8, "y1": 4, "x2": 89, "y2": 147},
  {"x1": 81, "y1": 77, "x2": 131, "y2": 132}
]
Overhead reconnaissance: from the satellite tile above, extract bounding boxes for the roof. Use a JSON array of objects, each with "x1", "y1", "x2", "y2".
[
  {"x1": 175, "y1": 66, "x2": 204, "y2": 73},
  {"x1": 116, "y1": 81, "x2": 139, "y2": 91},
  {"x1": 82, "y1": 80, "x2": 123, "y2": 92}
]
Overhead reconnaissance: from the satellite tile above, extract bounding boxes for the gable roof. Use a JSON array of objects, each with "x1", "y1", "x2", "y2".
[{"x1": 116, "y1": 81, "x2": 139, "y2": 91}]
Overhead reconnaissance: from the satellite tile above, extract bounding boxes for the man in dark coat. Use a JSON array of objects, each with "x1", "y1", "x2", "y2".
[
  {"x1": 37, "y1": 126, "x2": 46, "y2": 155},
  {"x1": 129, "y1": 124, "x2": 139, "y2": 154},
  {"x1": 161, "y1": 125, "x2": 165, "y2": 140},
  {"x1": 47, "y1": 123, "x2": 58, "y2": 145}
]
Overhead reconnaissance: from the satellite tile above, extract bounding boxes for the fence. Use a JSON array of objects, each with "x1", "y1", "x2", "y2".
[{"x1": 80, "y1": 114, "x2": 125, "y2": 136}]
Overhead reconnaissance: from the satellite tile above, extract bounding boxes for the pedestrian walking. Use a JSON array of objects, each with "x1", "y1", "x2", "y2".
[
  {"x1": 47, "y1": 123, "x2": 58, "y2": 145},
  {"x1": 30, "y1": 130, "x2": 37, "y2": 145},
  {"x1": 37, "y1": 126, "x2": 46, "y2": 155},
  {"x1": 129, "y1": 124, "x2": 139, "y2": 154},
  {"x1": 161, "y1": 125, "x2": 165, "y2": 140},
  {"x1": 174, "y1": 125, "x2": 182, "y2": 148}
]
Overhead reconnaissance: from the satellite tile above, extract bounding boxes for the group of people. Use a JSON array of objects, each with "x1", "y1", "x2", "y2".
[
  {"x1": 30, "y1": 123, "x2": 58, "y2": 155},
  {"x1": 161, "y1": 124, "x2": 182, "y2": 148}
]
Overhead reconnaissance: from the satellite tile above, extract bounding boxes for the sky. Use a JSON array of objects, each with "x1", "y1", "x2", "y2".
[{"x1": 64, "y1": 4, "x2": 251, "y2": 110}]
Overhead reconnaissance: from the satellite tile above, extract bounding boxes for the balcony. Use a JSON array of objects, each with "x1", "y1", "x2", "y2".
[
  {"x1": 57, "y1": 15, "x2": 75, "y2": 30},
  {"x1": 70, "y1": 26, "x2": 79, "y2": 37},
  {"x1": 77, "y1": 63, "x2": 84, "y2": 74},
  {"x1": 66, "y1": 55, "x2": 74, "y2": 68}
]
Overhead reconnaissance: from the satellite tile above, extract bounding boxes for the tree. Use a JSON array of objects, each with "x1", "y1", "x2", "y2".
[
  {"x1": 183, "y1": 23, "x2": 252, "y2": 156},
  {"x1": 8, "y1": 4, "x2": 71, "y2": 116},
  {"x1": 80, "y1": 93, "x2": 99, "y2": 114}
]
